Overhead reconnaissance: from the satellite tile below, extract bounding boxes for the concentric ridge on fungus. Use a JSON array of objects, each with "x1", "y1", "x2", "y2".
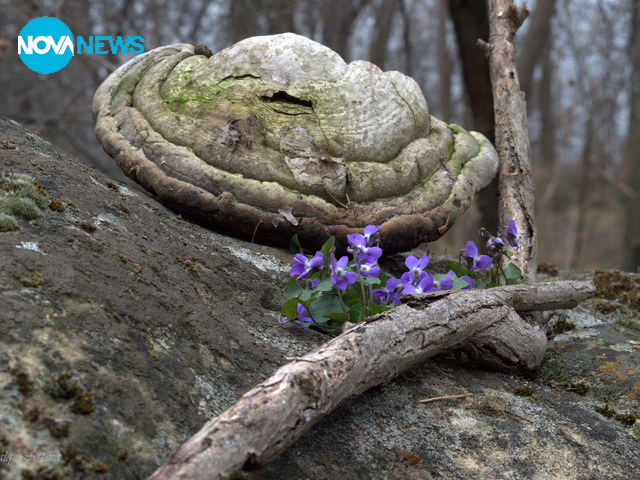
[{"x1": 92, "y1": 33, "x2": 498, "y2": 254}]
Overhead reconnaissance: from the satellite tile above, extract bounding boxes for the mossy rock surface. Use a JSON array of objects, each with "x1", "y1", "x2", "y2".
[
  {"x1": 92, "y1": 33, "x2": 498, "y2": 254},
  {"x1": 1, "y1": 116, "x2": 639, "y2": 480}
]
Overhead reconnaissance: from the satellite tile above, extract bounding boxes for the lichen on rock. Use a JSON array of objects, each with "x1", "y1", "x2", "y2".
[{"x1": 93, "y1": 33, "x2": 498, "y2": 253}]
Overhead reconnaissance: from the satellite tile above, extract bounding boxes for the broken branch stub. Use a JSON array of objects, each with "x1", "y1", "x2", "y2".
[
  {"x1": 149, "y1": 281, "x2": 595, "y2": 480},
  {"x1": 93, "y1": 33, "x2": 499, "y2": 254}
]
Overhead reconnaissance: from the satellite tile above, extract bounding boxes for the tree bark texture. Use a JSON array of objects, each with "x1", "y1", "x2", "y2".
[
  {"x1": 149, "y1": 281, "x2": 594, "y2": 480},
  {"x1": 487, "y1": 0, "x2": 537, "y2": 280}
]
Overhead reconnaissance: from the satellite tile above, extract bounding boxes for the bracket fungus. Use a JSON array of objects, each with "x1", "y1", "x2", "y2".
[{"x1": 93, "y1": 33, "x2": 498, "y2": 254}]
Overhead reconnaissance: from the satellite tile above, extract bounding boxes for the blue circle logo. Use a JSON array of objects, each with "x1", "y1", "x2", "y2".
[{"x1": 18, "y1": 17, "x2": 74, "y2": 74}]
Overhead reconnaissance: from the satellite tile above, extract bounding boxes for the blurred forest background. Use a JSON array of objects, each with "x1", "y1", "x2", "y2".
[{"x1": 1, "y1": 0, "x2": 638, "y2": 272}]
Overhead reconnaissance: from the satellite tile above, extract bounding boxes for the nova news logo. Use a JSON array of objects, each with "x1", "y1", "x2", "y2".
[{"x1": 18, "y1": 17, "x2": 144, "y2": 74}]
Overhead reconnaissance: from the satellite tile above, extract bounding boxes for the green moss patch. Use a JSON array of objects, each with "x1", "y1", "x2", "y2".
[
  {"x1": 593, "y1": 271, "x2": 640, "y2": 331},
  {"x1": 0, "y1": 171, "x2": 47, "y2": 227},
  {"x1": 547, "y1": 315, "x2": 576, "y2": 339},
  {"x1": 0, "y1": 212, "x2": 18, "y2": 231},
  {"x1": 537, "y1": 262, "x2": 558, "y2": 276},
  {"x1": 561, "y1": 381, "x2": 591, "y2": 395},
  {"x1": 593, "y1": 300, "x2": 620, "y2": 315},
  {"x1": 615, "y1": 318, "x2": 640, "y2": 332},
  {"x1": 594, "y1": 270, "x2": 640, "y2": 308},
  {"x1": 513, "y1": 386, "x2": 535, "y2": 396},
  {"x1": 45, "y1": 373, "x2": 96, "y2": 415},
  {"x1": 595, "y1": 403, "x2": 638, "y2": 427},
  {"x1": 79, "y1": 220, "x2": 96, "y2": 233}
]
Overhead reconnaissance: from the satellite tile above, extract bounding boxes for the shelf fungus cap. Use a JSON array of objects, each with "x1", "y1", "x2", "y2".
[{"x1": 92, "y1": 33, "x2": 498, "y2": 254}]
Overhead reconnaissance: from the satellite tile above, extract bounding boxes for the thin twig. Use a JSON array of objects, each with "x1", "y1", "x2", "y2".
[
  {"x1": 251, "y1": 216, "x2": 264, "y2": 243},
  {"x1": 415, "y1": 393, "x2": 470, "y2": 405}
]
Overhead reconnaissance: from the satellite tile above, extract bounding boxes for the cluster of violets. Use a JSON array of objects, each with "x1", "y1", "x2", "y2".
[{"x1": 282, "y1": 220, "x2": 522, "y2": 332}]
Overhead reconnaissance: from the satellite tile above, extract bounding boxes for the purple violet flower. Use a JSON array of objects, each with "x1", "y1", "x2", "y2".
[
  {"x1": 434, "y1": 276, "x2": 454, "y2": 290},
  {"x1": 401, "y1": 255, "x2": 430, "y2": 285},
  {"x1": 402, "y1": 274, "x2": 436, "y2": 294},
  {"x1": 363, "y1": 225, "x2": 381, "y2": 246},
  {"x1": 486, "y1": 236, "x2": 505, "y2": 254},
  {"x1": 347, "y1": 233, "x2": 383, "y2": 264},
  {"x1": 461, "y1": 241, "x2": 492, "y2": 271},
  {"x1": 501, "y1": 219, "x2": 519, "y2": 250},
  {"x1": 372, "y1": 278, "x2": 402, "y2": 304},
  {"x1": 330, "y1": 253, "x2": 358, "y2": 290},
  {"x1": 295, "y1": 303, "x2": 313, "y2": 330},
  {"x1": 280, "y1": 303, "x2": 313, "y2": 330},
  {"x1": 357, "y1": 262, "x2": 380, "y2": 278},
  {"x1": 290, "y1": 251, "x2": 323, "y2": 279},
  {"x1": 311, "y1": 278, "x2": 320, "y2": 290}
]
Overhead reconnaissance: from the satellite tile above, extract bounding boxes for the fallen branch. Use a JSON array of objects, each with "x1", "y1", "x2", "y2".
[{"x1": 149, "y1": 281, "x2": 595, "y2": 480}]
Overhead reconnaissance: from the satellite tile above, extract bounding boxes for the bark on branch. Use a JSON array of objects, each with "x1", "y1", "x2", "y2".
[
  {"x1": 149, "y1": 281, "x2": 595, "y2": 480},
  {"x1": 488, "y1": 0, "x2": 537, "y2": 280}
]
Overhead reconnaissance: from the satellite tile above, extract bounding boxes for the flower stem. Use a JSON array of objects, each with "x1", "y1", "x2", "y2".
[{"x1": 337, "y1": 288, "x2": 347, "y2": 314}]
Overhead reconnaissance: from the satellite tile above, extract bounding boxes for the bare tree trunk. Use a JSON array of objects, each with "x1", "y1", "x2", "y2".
[
  {"x1": 487, "y1": 0, "x2": 537, "y2": 280},
  {"x1": 622, "y1": 0, "x2": 640, "y2": 272},
  {"x1": 517, "y1": 0, "x2": 556, "y2": 98},
  {"x1": 321, "y1": 0, "x2": 370, "y2": 60},
  {"x1": 437, "y1": 0, "x2": 452, "y2": 122},
  {"x1": 537, "y1": 49, "x2": 560, "y2": 212},
  {"x1": 537, "y1": 47, "x2": 556, "y2": 169},
  {"x1": 149, "y1": 281, "x2": 594, "y2": 480},
  {"x1": 399, "y1": 0, "x2": 413, "y2": 77},
  {"x1": 266, "y1": 0, "x2": 297, "y2": 35},
  {"x1": 448, "y1": 0, "x2": 498, "y2": 235},
  {"x1": 569, "y1": 115, "x2": 596, "y2": 269},
  {"x1": 368, "y1": 0, "x2": 398, "y2": 69},
  {"x1": 229, "y1": 0, "x2": 262, "y2": 44}
]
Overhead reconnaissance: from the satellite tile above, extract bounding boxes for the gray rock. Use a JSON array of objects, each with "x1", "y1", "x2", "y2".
[{"x1": 0, "y1": 116, "x2": 638, "y2": 480}]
